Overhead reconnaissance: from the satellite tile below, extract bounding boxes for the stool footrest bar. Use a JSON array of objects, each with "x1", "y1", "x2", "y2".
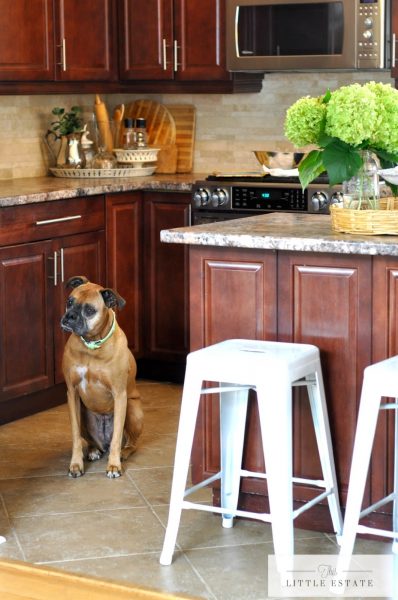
[
  {"x1": 293, "y1": 489, "x2": 333, "y2": 519},
  {"x1": 182, "y1": 500, "x2": 272, "y2": 523},
  {"x1": 359, "y1": 492, "x2": 396, "y2": 519},
  {"x1": 184, "y1": 472, "x2": 221, "y2": 497},
  {"x1": 200, "y1": 386, "x2": 252, "y2": 395},
  {"x1": 357, "y1": 524, "x2": 398, "y2": 539}
]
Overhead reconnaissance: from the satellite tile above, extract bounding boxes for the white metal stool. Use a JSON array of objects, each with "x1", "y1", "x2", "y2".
[
  {"x1": 338, "y1": 355, "x2": 398, "y2": 573},
  {"x1": 159, "y1": 339, "x2": 342, "y2": 566}
]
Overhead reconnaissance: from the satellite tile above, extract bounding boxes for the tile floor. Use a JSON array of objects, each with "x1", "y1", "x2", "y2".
[{"x1": 0, "y1": 380, "x2": 392, "y2": 600}]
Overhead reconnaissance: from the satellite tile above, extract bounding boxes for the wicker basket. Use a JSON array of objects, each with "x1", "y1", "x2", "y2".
[{"x1": 330, "y1": 197, "x2": 398, "y2": 235}]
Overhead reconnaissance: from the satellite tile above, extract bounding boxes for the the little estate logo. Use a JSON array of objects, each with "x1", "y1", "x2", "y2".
[{"x1": 268, "y1": 555, "x2": 395, "y2": 598}]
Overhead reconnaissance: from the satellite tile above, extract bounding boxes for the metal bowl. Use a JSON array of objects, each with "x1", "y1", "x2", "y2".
[{"x1": 253, "y1": 151, "x2": 304, "y2": 170}]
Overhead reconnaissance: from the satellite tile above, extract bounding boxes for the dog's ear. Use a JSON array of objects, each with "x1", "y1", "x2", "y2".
[
  {"x1": 100, "y1": 288, "x2": 126, "y2": 310},
  {"x1": 66, "y1": 276, "x2": 89, "y2": 290}
]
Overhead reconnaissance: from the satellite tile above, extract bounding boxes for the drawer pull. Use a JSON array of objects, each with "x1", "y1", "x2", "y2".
[{"x1": 35, "y1": 215, "x2": 82, "y2": 226}]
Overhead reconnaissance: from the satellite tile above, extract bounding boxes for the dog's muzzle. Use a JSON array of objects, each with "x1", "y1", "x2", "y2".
[{"x1": 61, "y1": 309, "x2": 87, "y2": 335}]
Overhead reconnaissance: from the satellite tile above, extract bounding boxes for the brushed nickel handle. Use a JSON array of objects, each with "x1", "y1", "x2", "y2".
[
  {"x1": 35, "y1": 215, "x2": 82, "y2": 226},
  {"x1": 393, "y1": 33, "x2": 397, "y2": 68},
  {"x1": 57, "y1": 38, "x2": 67, "y2": 71},
  {"x1": 48, "y1": 251, "x2": 58, "y2": 286},
  {"x1": 60, "y1": 247, "x2": 64, "y2": 283},
  {"x1": 162, "y1": 38, "x2": 168, "y2": 70},
  {"x1": 173, "y1": 40, "x2": 181, "y2": 72}
]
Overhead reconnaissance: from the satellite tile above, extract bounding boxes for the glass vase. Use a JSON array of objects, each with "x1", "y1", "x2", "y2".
[{"x1": 342, "y1": 151, "x2": 380, "y2": 210}]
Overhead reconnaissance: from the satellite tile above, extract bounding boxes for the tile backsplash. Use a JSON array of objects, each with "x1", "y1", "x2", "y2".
[{"x1": 0, "y1": 71, "x2": 393, "y2": 180}]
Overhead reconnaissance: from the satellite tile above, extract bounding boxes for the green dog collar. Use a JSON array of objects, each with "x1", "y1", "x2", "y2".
[{"x1": 80, "y1": 310, "x2": 116, "y2": 350}]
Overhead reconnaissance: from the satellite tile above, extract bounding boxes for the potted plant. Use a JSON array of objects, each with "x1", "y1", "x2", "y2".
[
  {"x1": 45, "y1": 106, "x2": 86, "y2": 168},
  {"x1": 284, "y1": 82, "x2": 398, "y2": 206}
]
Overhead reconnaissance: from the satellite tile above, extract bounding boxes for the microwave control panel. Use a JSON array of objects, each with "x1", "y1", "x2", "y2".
[{"x1": 357, "y1": 0, "x2": 385, "y2": 69}]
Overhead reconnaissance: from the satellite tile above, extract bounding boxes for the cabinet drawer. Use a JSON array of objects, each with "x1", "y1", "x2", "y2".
[{"x1": 0, "y1": 196, "x2": 105, "y2": 247}]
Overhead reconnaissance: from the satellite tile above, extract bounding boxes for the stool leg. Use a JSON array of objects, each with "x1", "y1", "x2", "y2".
[
  {"x1": 337, "y1": 378, "x2": 380, "y2": 574},
  {"x1": 306, "y1": 368, "x2": 343, "y2": 537},
  {"x1": 393, "y1": 406, "x2": 398, "y2": 554},
  {"x1": 220, "y1": 384, "x2": 249, "y2": 528},
  {"x1": 160, "y1": 370, "x2": 203, "y2": 566},
  {"x1": 256, "y1": 378, "x2": 294, "y2": 567}
]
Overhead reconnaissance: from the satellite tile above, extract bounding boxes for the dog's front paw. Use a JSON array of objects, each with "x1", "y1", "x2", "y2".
[
  {"x1": 68, "y1": 464, "x2": 84, "y2": 478},
  {"x1": 106, "y1": 464, "x2": 122, "y2": 478}
]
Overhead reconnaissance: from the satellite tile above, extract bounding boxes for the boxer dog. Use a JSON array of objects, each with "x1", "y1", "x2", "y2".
[{"x1": 61, "y1": 276, "x2": 143, "y2": 478}]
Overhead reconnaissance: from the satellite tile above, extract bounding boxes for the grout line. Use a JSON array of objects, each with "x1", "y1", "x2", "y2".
[{"x1": 0, "y1": 492, "x2": 27, "y2": 561}]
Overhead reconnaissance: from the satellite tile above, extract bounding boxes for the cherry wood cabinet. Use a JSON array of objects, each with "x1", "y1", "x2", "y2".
[
  {"x1": 119, "y1": 0, "x2": 227, "y2": 82},
  {"x1": 143, "y1": 192, "x2": 190, "y2": 365},
  {"x1": 189, "y1": 245, "x2": 395, "y2": 532},
  {"x1": 105, "y1": 191, "x2": 190, "y2": 382},
  {"x1": 0, "y1": 0, "x2": 115, "y2": 84},
  {"x1": 105, "y1": 192, "x2": 143, "y2": 357},
  {"x1": 0, "y1": 0, "x2": 262, "y2": 93},
  {"x1": 54, "y1": 0, "x2": 117, "y2": 82},
  {"x1": 0, "y1": 197, "x2": 105, "y2": 423}
]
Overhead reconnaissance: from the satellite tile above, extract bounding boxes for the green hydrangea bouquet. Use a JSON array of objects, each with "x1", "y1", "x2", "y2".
[{"x1": 284, "y1": 82, "x2": 398, "y2": 191}]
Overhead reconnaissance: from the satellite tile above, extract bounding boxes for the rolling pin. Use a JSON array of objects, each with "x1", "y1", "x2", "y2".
[{"x1": 94, "y1": 94, "x2": 113, "y2": 151}]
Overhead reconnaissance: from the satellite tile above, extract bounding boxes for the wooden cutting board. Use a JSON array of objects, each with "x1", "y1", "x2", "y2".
[
  {"x1": 166, "y1": 104, "x2": 196, "y2": 173},
  {"x1": 124, "y1": 100, "x2": 176, "y2": 146}
]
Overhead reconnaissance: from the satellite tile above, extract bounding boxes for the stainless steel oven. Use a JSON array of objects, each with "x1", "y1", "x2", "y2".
[{"x1": 191, "y1": 175, "x2": 342, "y2": 224}]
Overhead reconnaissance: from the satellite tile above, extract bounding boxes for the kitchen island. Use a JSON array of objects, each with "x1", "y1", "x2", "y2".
[{"x1": 161, "y1": 212, "x2": 398, "y2": 534}]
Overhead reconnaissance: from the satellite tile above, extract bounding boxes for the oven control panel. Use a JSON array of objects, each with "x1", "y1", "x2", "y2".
[{"x1": 192, "y1": 181, "x2": 341, "y2": 214}]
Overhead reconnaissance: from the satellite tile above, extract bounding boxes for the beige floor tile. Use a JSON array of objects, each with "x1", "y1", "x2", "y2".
[
  {"x1": 138, "y1": 381, "x2": 182, "y2": 408},
  {"x1": 126, "y1": 467, "x2": 212, "y2": 506},
  {"x1": 129, "y1": 433, "x2": 178, "y2": 468},
  {"x1": 0, "y1": 472, "x2": 145, "y2": 518},
  {"x1": 11, "y1": 506, "x2": 165, "y2": 563},
  {"x1": 50, "y1": 552, "x2": 212, "y2": 599}
]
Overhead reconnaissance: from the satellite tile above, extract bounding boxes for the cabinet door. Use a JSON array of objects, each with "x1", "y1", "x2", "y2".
[
  {"x1": 119, "y1": 0, "x2": 173, "y2": 80},
  {"x1": 55, "y1": 0, "x2": 116, "y2": 81},
  {"x1": 106, "y1": 193, "x2": 142, "y2": 355},
  {"x1": 174, "y1": 0, "x2": 228, "y2": 80},
  {"x1": 189, "y1": 246, "x2": 277, "y2": 484},
  {"x1": 143, "y1": 192, "x2": 191, "y2": 361},
  {"x1": 53, "y1": 231, "x2": 105, "y2": 383},
  {"x1": 0, "y1": 241, "x2": 53, "y2": 401},
  {"x1": 278, "y1": 252, "x2": 372, "y2": 506},
  {"x1": 0, "y1": 0, "x2": 54, "y2": 81}
]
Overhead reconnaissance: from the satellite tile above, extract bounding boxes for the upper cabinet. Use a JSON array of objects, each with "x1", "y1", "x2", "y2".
[
  {"x1": 0, "y1": 0, "x2": 263, "y2": 93},
  {"x1": 0, "y1": 0, "x2": 55, "y2": 81},
  {"x1": 54, "y1": 0, "x2": 117, "y2": 82},
  {"x1": 119, "y1": 0, "x2": 227, "y2": 82}
]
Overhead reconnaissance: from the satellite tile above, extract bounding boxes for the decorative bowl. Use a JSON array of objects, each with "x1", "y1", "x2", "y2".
[{"x1": 114, "y1": 147, "x2": 160, "y2": 167}]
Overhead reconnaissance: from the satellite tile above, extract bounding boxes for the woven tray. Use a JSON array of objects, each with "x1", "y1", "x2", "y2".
[
  {"x1": 330, "y1": 198, "x2": 398, "y2": 235},
  {"x1": 50, "y1": 165, "x2": 156, "y2": 179}
]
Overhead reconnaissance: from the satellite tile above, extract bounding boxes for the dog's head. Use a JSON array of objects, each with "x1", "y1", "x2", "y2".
[{"x1": 60, "y1": 276, "x2": 125, "y2": 337}]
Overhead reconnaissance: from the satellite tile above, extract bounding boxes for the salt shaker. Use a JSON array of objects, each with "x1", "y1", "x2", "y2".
[{"x1": 122, "y1": 118, "x2": 136, "y2": 149}]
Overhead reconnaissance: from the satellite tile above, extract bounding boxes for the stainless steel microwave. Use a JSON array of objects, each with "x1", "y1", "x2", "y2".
[{"x1": 226, "y1": 0, "x2": 391, "y2": 71}]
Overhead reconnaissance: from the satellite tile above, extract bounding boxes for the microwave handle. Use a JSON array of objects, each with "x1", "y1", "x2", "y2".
[{"x1": 393, "y1": 33, "x2": 397, "y2": 68}]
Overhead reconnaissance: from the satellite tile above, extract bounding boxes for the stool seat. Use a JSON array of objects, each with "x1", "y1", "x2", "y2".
[
  {"x1": 160, "y1": 339, "x2": 342, "y2": 567},
  {"x1": 338, "y1": 355, "x2": 398, "y2": 578}
]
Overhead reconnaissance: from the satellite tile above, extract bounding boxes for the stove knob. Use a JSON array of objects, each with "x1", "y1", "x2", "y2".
[
  {"x1": 330, "y1": 191, "x2": 344, "y2": 205},
  {"x1": 311, "y1": 191, "x2": 328, "y2": 212},
  {"x1": 211, "y1": 188, "x2": 228, "y2": 208},
  {"x1": 193, "y1": 188, "x2": 210, "y2": 208}
]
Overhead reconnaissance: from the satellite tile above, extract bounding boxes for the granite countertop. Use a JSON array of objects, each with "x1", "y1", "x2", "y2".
[
  {"x1": 160, "y1": 212, "x2": 398, "y2": 256},
  {"x1": 0, "y1": 173, "x2": 203, "y2": 207}
]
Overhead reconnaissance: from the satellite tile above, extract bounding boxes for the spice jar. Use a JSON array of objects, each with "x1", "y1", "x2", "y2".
[
  {"x1": 135, "y1": 118, "x2": 148, "y2": 147},
  {"x1": 122, "y1": 118, "x2": 136, "y2": 149}
]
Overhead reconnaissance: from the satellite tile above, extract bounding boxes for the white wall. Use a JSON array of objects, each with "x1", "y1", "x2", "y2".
[{"x1": 0, "y1": 70, "x2": 393, "y2": 180}]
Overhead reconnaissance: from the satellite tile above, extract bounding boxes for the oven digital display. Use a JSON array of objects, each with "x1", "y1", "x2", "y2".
[{"x1": 232, "y1": 186, "x2": 308, "y2": 211}]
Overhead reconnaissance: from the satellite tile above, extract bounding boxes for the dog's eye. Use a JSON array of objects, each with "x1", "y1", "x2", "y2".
[
  {"x1": 85, "y1": 305, "x2": 97, "y2": 317},
  {"x1": 66, "y1": 298, "x2": 74, "y2": 308}
]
